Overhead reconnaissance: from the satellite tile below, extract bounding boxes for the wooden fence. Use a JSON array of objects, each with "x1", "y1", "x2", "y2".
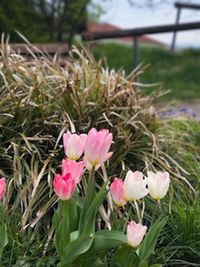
[{"x1": 82, "y1": 21, "x2": 200, "y2": 68}]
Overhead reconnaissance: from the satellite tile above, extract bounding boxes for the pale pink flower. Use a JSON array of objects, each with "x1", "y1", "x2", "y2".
[
  {"x1": 53, "y1": 173, "x2": 75, "y2": 200},
  {"x1": 124, "y1": 171, "x2": 148, "y2": 201},
  {"x1": 62, "y1": 159, "x2": 85, "y2": 184},
  {"x1": 63, "y1": 131, "x2": 87, "y2": 160},
  {"x1": 84, "y1": 128, "x2": 113, "y2": 170},
  {"x1": 127, "y1": 220, "x2": 147, "y2": 247},
  {"x1": 0, "y1": 178, "x2": 6, "y2": 200},
  {"x1": 147, "y1": 171, "x2": 170, "y2": 200},
  {"x1": 110, "y1": 178, "x2": 127, "y2": 207}
]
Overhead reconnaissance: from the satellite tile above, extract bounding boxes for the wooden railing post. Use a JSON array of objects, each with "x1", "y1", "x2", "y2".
[
  {"x1": 171, "y1": 6, "x2": 182, "y2": 51},
  {"x1": 133, "y1": 37, "x2": 139, "y2": 69}
]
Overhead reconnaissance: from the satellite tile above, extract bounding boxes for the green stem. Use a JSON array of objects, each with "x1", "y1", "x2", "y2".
[
  {"x1": 134, "y1": 200, "x2": 141, "y2": 223},
  {"x1": 141, "y1": 200, "x2": 145, "y2": 223},
  {"x1": 157, "y1": 199, "x2": 162, "y2": 212},
  {"x1": 85, "y1": 167, "x2": 95, "y2": 209},
  {"x1": 102, "y1": 164, "x2": 113, "y2": 220},
  {"x1": 79, "y1": 167, "x2": 95, "y2": 234},
  {"x1": 151, "y1": 200, "x2": 161, "y2": 224}
]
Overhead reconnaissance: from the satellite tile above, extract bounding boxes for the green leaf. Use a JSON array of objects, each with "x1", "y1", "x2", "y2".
[
  {"x1": 150, "y1": 264, "x2": 162, "y2": 267},
  {"x1": 78, "y1": 169, "x2": 96, "y2": 233},
  {"x1": 70, "y1": 230, "x2": 79, "y2": 242},
  {"x1": 138, "y1": 260, "x2": 149, "y2": 267},
  {"x1": 111, "y1": 246, "x2": 139, "y2": 267},
  {"x1": 69, "y1": 197, "x2": 78, "y2": 231},
  {"x1": 80, "y1": 182, "x2": 108, "y2": 235},
  {"x1": 80, "y1": 230, "x2": 127, "y2": 263},
  {"x1": 53, "y1": 204, "x2": 62, "y2": 255},
  {"x1": 53, "y1": 201, "x2": 71, "y2": 256},
  {"x1": 85, "y1": 183, "x2": 108, "y2": 234},
  {"x1": 0, "y1": 224, "x2": 8, "y2": 260},
  {"x1": 138, "y1": 215, "x2": 168, "y2": 261},
  {"x1": 91, "y1": 259, "x2": 106, "y2": 267},
  {"x1": 93, "y1": 230, "x2": 127, "y2": 250},
  {"x1": 53, "y1": 203, "x2": 62, "y2": 231},
  {"x1": 79, "y1": 258, "x2": 106, "y2": 267},
  {"x1": 60, "y1": 234, "x2": 94, "y2": 266}
]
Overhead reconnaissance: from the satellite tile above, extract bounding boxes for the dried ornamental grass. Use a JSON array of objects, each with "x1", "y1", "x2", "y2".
[{"x1": 0, "y1": 37, "x2": 199, "y2": 263}]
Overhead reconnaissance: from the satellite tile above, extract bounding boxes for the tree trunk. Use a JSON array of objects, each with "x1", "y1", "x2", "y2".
[{"x1": 57, "y1": 0, "x2": 69, "y2": 42}]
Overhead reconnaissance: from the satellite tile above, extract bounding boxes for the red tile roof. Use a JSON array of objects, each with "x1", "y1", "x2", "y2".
[{"x1": 86, "y1": 22, "x2": 164, "y2": 46}]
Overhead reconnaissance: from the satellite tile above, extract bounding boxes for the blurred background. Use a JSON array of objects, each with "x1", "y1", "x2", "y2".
[{"x1": 0, "y1": 0, "x2": 200, "y2": 104}]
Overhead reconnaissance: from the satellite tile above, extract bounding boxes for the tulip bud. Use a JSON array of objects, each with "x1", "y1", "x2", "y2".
[
  {"x1": 0, "y1": 178, "x2": 6, "y2": 200},
  {"x1": 147, "y1": 171, "x2": 170, "y2": 200},
  {"x1": 53, "y1": 173, "x2": 75, "y2": 200},
  {"x1": 84, "y1": 128, "x2": 113, "y2": 170},
  {"x1": 110, "y1": 178, "x2": 127, "y2": 207},
  {"x1": 124, "y1": 171, "x2": 148, "y2": 201},
  {"x1": 62, "y1": 159, "x2": 85, "y2": 184},
  {"x1": 127, "y1": 220, "x2": 147, "y2": 247},
  {"x1": 63, "y1": 131, "x2": 87, "y2": 160}
]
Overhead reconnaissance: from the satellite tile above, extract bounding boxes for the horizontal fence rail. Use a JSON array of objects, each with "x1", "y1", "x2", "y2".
[
  {"x1": 175, "y1": 2, "x2": 200, "y2": 10},
  {"x1": 82, "y1": 21, "x2": 200, "y2": 41}
]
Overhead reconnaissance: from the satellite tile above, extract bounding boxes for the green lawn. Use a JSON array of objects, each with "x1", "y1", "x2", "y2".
[{"x1": 92, "y1": 43, "x2": 200, "y2": 101}]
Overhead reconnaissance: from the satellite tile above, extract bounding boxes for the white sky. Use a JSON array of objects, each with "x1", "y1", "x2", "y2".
[{"x1": 91, "y1": 0, "x2": 200, "y2": 47}]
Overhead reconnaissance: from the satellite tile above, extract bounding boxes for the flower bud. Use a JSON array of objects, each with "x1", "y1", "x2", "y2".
[
  {"x1": 147, "y1": 171, "x2": 170, "y2": 200},
  {"x1": 62, "y1": 159, "x2": 84, "y2": 184},
  {"x1": 124, "y1": 171, "x2": 148, "y2": 201},
  {"x1": 63, "y1": 131, "x2": 87, "y2": 160},
  {"x1": 84, "y1": 128, "x2": 113, "y2": 170},
  {"x1": 53, "y1": 173, "x2": 75, "y2": 200},
  {"x1": 127, "y1": 220, "x2": 147, "y2": 247},
  {"x1": 110, "y1": 178, "x2": 127, "y2": 207}
]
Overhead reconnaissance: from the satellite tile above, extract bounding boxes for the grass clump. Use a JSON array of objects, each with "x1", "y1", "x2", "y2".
[
  {"x1": 0, "y1": 39, "x2": 200, "y2": 265},
  {"x1": 93, "y1": 42, "x2": 200, "y2": 101}
]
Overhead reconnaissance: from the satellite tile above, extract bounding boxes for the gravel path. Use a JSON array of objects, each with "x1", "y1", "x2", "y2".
[
  {"x1": 157, "y1": 100, "x2": 200, "y2": 120},
  {"x1": 183, "y1": 100, "x2": 200, "y2": 115}
]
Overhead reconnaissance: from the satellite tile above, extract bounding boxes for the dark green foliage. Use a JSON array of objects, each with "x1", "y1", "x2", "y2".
[
  {"x1": 0, "y1": 0, "x2": 48, "y2": 42},
  {"x1": 0, "y1": 0, "x2": 89, "y2": 43}
]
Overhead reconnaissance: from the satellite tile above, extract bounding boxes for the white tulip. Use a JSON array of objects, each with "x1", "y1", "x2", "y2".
[
  {"x1": 124, "y1": 170, "x2": 148, "y2": 201},
  {"x1": 147, "y1": 171, "x2": 170, "y2": 200},
  {"x1": 127, "y1": 220, "x2": 147, "y2": 247}
]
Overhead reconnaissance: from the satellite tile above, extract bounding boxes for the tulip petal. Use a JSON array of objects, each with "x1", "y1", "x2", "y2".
[
  {"x1": 127, "y1": 220, "x2": 147, "y2": 247},
  {"x1": 53, "y1": 173, "x2": 76, "y2": 200},
  {"x1": 110, "y1": 178, "x2": 127, "y2": 207},
  {"x1": 84, "y1": 128, "x2": 113, "y2": 169},
  {"x1": 147, "y1": 171, "x2": 170, "y2": 200},
  {"x1": 124, "y1": 170, "x2": 148, "y2": 201},
  {"x1": 0, "y1": 177, "x2": 6, "y2": 200}
]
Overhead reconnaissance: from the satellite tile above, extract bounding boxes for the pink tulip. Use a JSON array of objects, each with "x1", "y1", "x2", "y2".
[
  {"x1": 127, "y1": 221, "x2": 147, "y2": 247},
  {"x1": 53, "y1": 173, "x2": 75, "y2": 200},
  {"x1": 0, "y1": 177, "x2": 6, "y2": 200},
  {"x1": 147, "y1": 171, "x2": 170, "y2": 200},
  {"x1": 63, "y1": 131, "x2": 87, "y2": 160},
  {"x1": 62, "y1": 159, "x2": 85, "y2": 184},
  {"x1": 124, "y1": 171, "x2": 148, "y2": 201},
  {"x1": 110, "y1": 178, "x2": 127, "y2": 207},
  {"x1": 84, "y1": 128, "x2": 113, "y2": 170}
]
